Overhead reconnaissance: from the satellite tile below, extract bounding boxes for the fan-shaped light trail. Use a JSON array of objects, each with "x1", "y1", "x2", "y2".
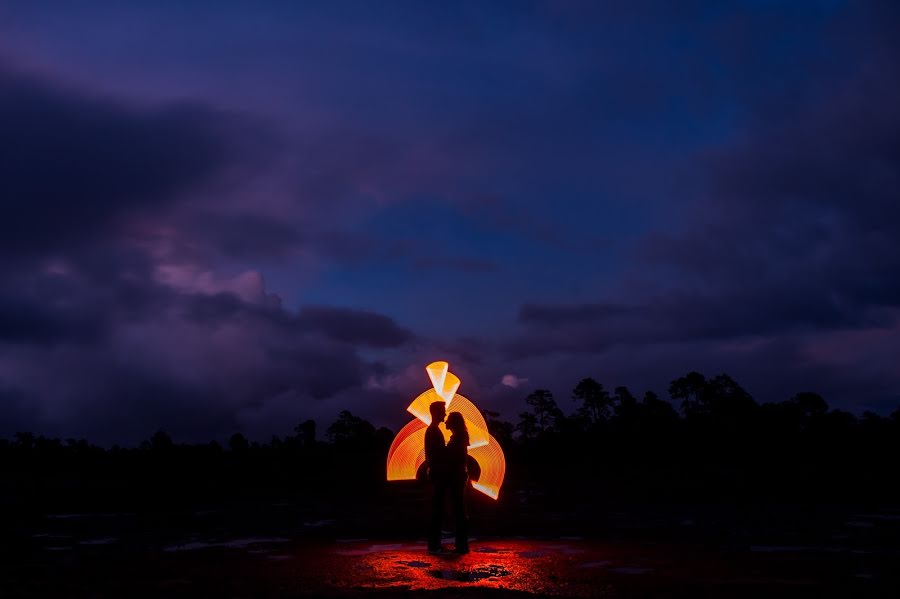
[{"x1": 386, "y1": 361, "x2": 506, "y2": 499}]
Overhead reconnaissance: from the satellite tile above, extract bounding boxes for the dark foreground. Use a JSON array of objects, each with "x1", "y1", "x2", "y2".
[{"x1": 3, "y1": 500, "x2": 899, "y2": 598}]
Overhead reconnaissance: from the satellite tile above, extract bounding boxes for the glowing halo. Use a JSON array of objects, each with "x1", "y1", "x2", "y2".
[{"x1": 386, "y1": 361, "x2": 506, "y2": 500}]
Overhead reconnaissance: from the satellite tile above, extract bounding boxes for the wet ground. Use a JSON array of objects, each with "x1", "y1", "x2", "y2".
[{"x1": 3, "y1": 505, "x2": 900, "y2": 597}]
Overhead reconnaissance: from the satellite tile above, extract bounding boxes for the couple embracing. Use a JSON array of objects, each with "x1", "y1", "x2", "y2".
[{"x1": 424, "y1": 400, "x2": 469, "y2": 554}]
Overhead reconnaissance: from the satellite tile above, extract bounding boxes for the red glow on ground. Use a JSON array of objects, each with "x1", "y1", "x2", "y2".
[{"x1": 325, "y1": 539, "x2": 615, "y2": 595}]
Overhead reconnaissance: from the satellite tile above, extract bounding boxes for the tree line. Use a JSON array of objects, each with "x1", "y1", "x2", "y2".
[{"x1": 2, "y1": 370, "x2": 899, "y2": 511}]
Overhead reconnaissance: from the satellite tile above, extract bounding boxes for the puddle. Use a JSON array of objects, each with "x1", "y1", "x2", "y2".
[
  {"x1": 398, "y1": 560, "x2": 431, "y2": 568},
  {"x1": 303, "y1": 519, "x2": 335, "y2": 527},
  {"x1": 429, "y1": 564, "x2": 511, "y2": 582},
  {"x1": 468, "y1": 565, "x2": 512, "y2": 582}
]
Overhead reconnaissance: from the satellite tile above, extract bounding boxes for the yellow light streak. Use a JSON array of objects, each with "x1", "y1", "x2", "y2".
[{"x1": 386, "y1": 361, "x2": 506, "y2": 499}]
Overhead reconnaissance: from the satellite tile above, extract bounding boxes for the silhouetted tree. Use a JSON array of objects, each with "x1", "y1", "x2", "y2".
[
  {"x1": 373, "y1": 426, "x2": 395, "y2": 450},
  {"x1": 150, "y1": 430, "x2": 174, "y2": 452},
  {"x1": 327, "y1": 410, "x2": 376, "y2": 445},
  {"x1": 823, "y1": 408, "x2": 857, "y2": 432},
  {"x1": 483, "y1": 410, "x2": 515, "y2": 446},
  {"x1": 294, "y1": 419, "x2": 317, "y2": 448},
  {"x1": 787, "y1": 392, "x2": 828, "y2": 421},
  {"x1": 640, "y1": 391, "x2": 679, "y2": 424},
  {"x1": 612, "y1": 386, "x2": 639, "y2": 421},
  {"x1": 669, "y1": 371, "x2": 710, "y2": 418},
  {"x1": 762, "y1": 391, "x2": 828, "y2": 437},
  {"x1": 669, "y1": 372, "x2": 756, "y2": 423},
  {"x1": 14, "y1": 432, "x2": 35, "y2": 450},
  {"x1": 707, "y1": 374, "x2": 757, "y2": 429},
  {"x1": 516, "y1": 411, "x2": 539, "y2": 441},
  {"x1": 524, "y1": 389, "x2": 563, "y2": 433},
  {"x1": 229, "y1": 432, "x2": 249, "y2": 453},
  {"x1": 572, "y1": 378, "x2": 611, "y2": 425},
  {"x1": 708, "y1": 374, "x2": 754, "y2": 405}
]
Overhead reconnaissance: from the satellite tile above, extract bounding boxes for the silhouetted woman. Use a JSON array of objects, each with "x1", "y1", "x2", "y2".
[{"x1": 445, "y1": 411, "x2": 470, "y2": 553}]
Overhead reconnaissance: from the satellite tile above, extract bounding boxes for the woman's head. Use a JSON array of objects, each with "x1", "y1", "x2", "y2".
[{"x1": 445, "y1": 411, "x2": 467, "y2": 435}]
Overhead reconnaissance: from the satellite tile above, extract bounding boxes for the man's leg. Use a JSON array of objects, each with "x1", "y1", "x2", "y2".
[
  {"x1": 428, "y1": 482, "x2": 446, "y2": 551},
  {"x1": 451, "y1": 481, "x2": 468, "y2": 552}
]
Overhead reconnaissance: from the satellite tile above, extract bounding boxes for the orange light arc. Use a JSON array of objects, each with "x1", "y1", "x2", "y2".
[{"x1": 386, "y1": 361, "x2": 506, "y2": 500}]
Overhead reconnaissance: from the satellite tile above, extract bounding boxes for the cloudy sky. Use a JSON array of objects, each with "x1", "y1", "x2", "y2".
[{"x1": 2, "y1": 1, "x2": 899, "y2": 444}]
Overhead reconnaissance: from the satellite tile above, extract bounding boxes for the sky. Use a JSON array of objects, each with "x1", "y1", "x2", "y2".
[{"x1": 2, "y1": 1, "x2": 899, "y2": 444}]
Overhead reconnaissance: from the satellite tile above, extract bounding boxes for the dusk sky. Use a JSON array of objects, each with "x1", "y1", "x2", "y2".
[{"x1": 2, "y1": 1, "x2": 899, "y2": 444}]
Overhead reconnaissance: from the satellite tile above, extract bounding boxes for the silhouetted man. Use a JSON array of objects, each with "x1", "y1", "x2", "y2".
[{"x1": 425, "y1": 400, "x2": 448, "y2": 553}]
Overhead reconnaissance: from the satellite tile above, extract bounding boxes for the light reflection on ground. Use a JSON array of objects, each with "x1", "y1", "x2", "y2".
[{"x1": 317, "y1": 539, "x2": 640, "y2": 596}]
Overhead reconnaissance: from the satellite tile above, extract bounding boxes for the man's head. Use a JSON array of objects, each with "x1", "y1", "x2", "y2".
[{"x1": 429, "y1": 401, "x2": 446, "y2": 424}]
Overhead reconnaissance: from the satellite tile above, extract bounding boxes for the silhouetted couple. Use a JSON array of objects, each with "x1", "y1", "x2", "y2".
[{"x1": 425, "y1": 401, "x2": 469, "y2": 554}]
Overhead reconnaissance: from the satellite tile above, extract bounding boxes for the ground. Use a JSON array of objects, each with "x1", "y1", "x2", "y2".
[{"x1": 3, "y1": 502, "x2": 899, "y2": 597}]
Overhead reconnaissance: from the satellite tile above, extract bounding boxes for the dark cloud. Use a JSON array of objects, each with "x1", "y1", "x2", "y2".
[
  {"x1": 0, "y1": 250, "x2": 412, "y2": 444},
  {"x1": 182, "y1": 295, "x2": 415, "y2": 349},
  {"x1": 0, "y1": 63, "x2": 235, "y2": 254},
  {"x1": 185, "y1": 212, "x2": 305, "y2": 260},
  {"x1": 263, "y1": 343, "x2": 367, "y2": 400},
  {"x1": 296, "y1": 306, "x2": 414, "y2": 348},
  {"x1": 511, "y1": 281, "x2": 895, "y2": 359},
  {"x1": 0, "y1": 290, "x2": 106, "y2": 345},
  {"x1": 181, "y1": 291, "x2": 286, "y2": 327},
  {"x1": 519, "y1": 303, "x2": 633, "y2": 328}
]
